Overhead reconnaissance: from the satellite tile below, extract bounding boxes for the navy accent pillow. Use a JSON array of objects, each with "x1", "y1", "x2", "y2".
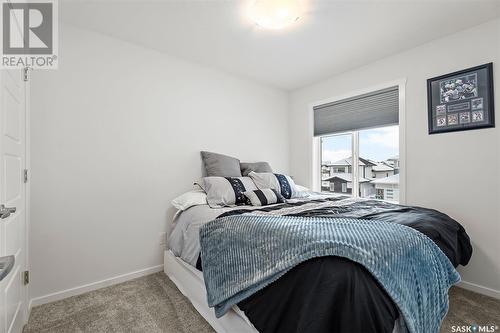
[
  {"x1": 275, "y1": 173, "x2": 292, "y2": 199},
  {"x1": 225, "y1": 177, "x2": 247, "y2": 205}
]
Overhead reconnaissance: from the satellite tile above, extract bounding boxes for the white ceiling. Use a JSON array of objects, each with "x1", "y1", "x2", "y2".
[{"x1": 61, "y1": 0, "x2": 500, "y2": 90}]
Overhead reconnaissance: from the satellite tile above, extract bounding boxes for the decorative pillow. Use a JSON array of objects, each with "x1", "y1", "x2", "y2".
[
  {"x1": 197, "y1": 176, "x2": 257, "y2": 208},
  {"x1": 294, "y1": 184, "x2": 312, "y2": 198},
  {"x1": 240, "y1": 162, "x2": 273, "y2": 176},
  {"x1": 201, "y1": 151, "x2": 242, "y2": 177},
  {"x1": 171, "y1": 189, "x2": 207, "y2": 211},
  {"x1": 244, "y1": 189, "x2": 285, "y2": 206},
  {"x1": 248, "y1": 171, "x2": 298, "y2": 199},
  {"x1": 295, "y1": 184, "x2": 310, "y2": 192}
]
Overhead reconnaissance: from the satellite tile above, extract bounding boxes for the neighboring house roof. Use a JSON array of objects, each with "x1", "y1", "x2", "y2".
[
  {"x1": 359, "y1": 157, "x2": 377, "y2": 166},
  {"x1": 324, "y1": 173, "x2": 370, "y2": 183},
  {"x1": 328, "y1": 156, "x2": 376, "y2": 167},
  {"x1": 387, "y1": 155, "x2": 399, "y2": 161},
  {"x1": 372, "y1": 162, "x2": 395, "y2": 172},
  {"x1": 371, "y1": 174, "x2": 400, "y2": 185},
  {"x1": 328, "y1": 158, "x2": 351, "y2": 166}
]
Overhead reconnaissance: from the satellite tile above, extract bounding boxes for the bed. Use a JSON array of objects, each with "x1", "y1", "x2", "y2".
[{"x1": 165, "y1": 192, "x2": 472, "y2": 333}]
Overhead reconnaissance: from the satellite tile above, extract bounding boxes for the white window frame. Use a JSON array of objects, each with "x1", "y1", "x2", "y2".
[{"x1": 310, "y1": 79, "x2": 407, "y2": 204}]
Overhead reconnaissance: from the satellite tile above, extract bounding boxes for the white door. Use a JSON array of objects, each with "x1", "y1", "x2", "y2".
[{"x1": 0, "y1": 69, "x2": 28, "y2": 333}]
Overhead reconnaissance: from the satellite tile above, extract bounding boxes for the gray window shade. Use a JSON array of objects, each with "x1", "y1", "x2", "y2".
[{"x1": 314, "y1": 86, "x2": 399, "y2": 136}]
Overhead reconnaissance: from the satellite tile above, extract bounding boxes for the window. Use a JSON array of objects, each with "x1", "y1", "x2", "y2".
[
  {"x1": 320, "y1": 133, "x2": 352, "y2": 194},
  {"x1": 314, "y1": 86, "x2": 401, "y2": 203},
  {"x1": 320, "y1": 125, "x2": 399, "y2": 201},
  {"x1": 359, "y1": 125, "x2": 399, "y2": 201}
]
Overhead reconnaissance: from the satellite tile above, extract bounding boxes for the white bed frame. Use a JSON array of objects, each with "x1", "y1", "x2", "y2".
[{"x1": 163, "y1": 250, "x2": 258, "y2": 333}]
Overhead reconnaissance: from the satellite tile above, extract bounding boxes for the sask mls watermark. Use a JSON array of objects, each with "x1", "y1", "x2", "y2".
[
  {"x1": 451, "y1": 324, "x2": 499, "y2": 332},
  {"x1": 1, "y1": 0, "x2": 58, "y2": 69}
]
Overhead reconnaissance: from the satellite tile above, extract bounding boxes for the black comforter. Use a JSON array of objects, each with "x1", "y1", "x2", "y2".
[{"x1": 196, "y1": 198, "x2": 472, "y2": 333}]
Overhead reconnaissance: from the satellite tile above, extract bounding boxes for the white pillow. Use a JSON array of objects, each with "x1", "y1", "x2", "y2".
[
  {"x1": 172, "y1": 189, "x2": 207, "y2": 211},
  {"x1": 293, "y1": 184, "x2": 311, "y2": 198},
  {"x1": 295, "y1": 184, "x2": 310, "y2": 192}
]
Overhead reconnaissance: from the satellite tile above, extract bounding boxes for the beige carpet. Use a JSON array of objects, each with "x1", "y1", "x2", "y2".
[
  {"x1": 24, "y1": 273, "x2": 214, "y2": 333},
  {"x1": 25, "y1": 272, "x2": 500, "y2": 333}
]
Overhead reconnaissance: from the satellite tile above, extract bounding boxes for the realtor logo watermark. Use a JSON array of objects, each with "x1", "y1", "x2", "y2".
[{"x1": 1, "y1": 0, "x2": 58, "y2": 69}]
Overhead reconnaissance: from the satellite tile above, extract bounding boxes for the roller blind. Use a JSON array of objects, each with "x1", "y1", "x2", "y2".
[{"x1": 313, "y1": 86, "x2": 399, "y2": 136}]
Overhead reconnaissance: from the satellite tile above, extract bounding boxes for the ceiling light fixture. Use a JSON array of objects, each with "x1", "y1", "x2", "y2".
[{"x1": 249, "y1": 0, "x2": 301, "y2": 30}]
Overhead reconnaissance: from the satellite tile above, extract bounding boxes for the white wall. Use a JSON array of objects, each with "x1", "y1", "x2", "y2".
[
  {"x1": 29, "y1": 24, "x2": 289, "y2": 301},
  {"x1": 289, "y1": 19, "x2": 500, "y2": 294}
]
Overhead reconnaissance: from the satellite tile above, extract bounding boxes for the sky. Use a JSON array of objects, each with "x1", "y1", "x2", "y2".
[{"x1": 321, "y1": 125, "x2": 399, "y2": 163}]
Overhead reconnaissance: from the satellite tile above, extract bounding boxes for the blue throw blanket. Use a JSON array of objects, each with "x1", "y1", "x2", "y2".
[{"x1": 199, "y1": 215, "x2": 460, "y2": 333}]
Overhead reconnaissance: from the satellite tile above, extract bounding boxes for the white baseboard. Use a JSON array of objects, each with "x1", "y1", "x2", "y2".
[
  {"x1": 457, "y1": 280, "x2": 500, "y2": 300},
  {"x1": 29, "y1": 265, "x2": 164, "y2": 309},
  {"x1": 26, "y1": 264, "x2": 499, "y2": 313}
]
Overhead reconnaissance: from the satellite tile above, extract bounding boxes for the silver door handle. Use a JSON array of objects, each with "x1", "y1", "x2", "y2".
[
  {"x1": 0, "y1": 204, "x2": 16, "y2": 219},
  {"x1": 0, "y1": 255, "x2": 14, "y2": 281}
]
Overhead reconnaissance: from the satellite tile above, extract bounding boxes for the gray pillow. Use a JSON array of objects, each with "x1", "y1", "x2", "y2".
[
  {"x1": 248, "y1": 171, "x2": 298, "y2": 199},
  {"x1": 240, "y1": 162, "x2": 273, "y2": 176},
  {"x1": 201, "y1": 151, "x2": 242, "y2": 177},
  {"x1": 197, "y1": 176, "x2": 257, "y2": 208}
]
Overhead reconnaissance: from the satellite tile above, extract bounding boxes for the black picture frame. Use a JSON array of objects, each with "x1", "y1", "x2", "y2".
[{"x1": 427, "y1": 63, "x2": 495, "y2": 134}]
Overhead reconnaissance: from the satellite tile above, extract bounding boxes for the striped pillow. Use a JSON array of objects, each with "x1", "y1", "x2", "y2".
[
  {"x1": 248, "y1": 171, "x2": 298, "y2": 199},
  {"x1": 197, "y1": 176, "x2": 257, "y2": 208},
  {"x1": 243, "y1": 189, "x2": 285, "y2": 206}
]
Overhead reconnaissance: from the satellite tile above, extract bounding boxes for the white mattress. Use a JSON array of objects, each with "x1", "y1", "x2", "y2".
[{"x1": 168, "y1": 204, "x2": 257, "y2": 266}]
